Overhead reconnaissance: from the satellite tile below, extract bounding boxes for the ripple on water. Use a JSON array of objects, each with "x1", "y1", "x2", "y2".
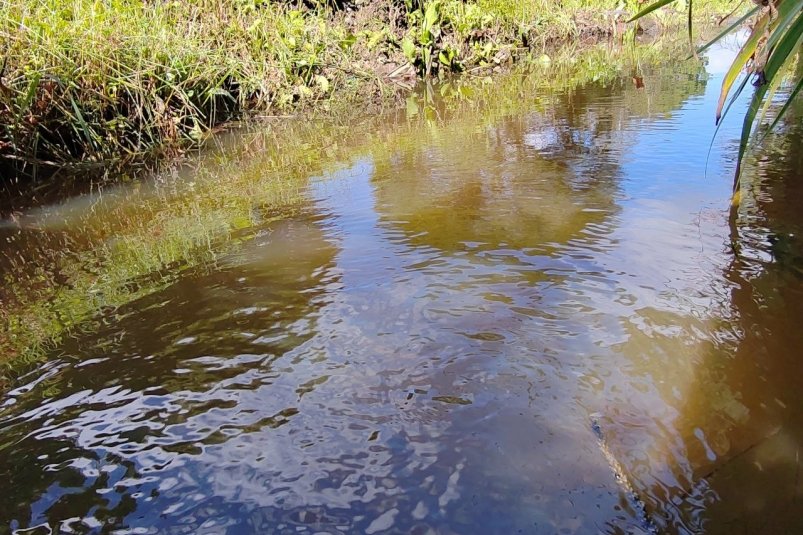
[{"x1": 4, "y1": 51, "x2": 803, "y2": 534}]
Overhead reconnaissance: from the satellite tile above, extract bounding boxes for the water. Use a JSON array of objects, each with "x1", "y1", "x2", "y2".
[{"x1": 2, "y1": 40, "x2": 803, "y2": 534}]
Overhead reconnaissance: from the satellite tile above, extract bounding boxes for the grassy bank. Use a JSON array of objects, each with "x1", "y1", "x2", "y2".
[{"x1": 0, "y1": 0, "x2": 733, "y2": 182}]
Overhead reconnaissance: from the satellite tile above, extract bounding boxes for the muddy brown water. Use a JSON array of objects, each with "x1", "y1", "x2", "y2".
[{"x1": 2, "y1": 39, "x2": 803, "y2": 534}]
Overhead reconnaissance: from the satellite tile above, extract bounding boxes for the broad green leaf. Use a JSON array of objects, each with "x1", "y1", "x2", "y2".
[
  {"x1": 424, "y1": 1, "x2": 440, "y2": 27},
  {"x1": 402, "y1": 38, "x2": 416, "y2": 63},
  {"x1": 422, "y1": 1, "x2": 440, "y2": 42}
]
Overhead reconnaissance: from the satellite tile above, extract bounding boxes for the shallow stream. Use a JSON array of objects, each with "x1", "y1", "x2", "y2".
[{"x1": 2, "y1": 38, "x2": 803, "y2": 534}]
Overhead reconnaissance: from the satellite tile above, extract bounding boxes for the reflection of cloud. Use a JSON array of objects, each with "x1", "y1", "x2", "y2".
[
  {"x1": 369, "y1": 112, "x2": 622, "y2": 254},
  {"x1": 523, "y1": 128, "x2": 560, "y2": 152}
]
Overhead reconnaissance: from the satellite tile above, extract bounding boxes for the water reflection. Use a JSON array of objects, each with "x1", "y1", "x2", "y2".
[
  {"x1": 1, "y1": 41, "x2": 802, "y2": 534},
  {"x1": 679, "y1": 120, "x2": 803, "y2": 533}
]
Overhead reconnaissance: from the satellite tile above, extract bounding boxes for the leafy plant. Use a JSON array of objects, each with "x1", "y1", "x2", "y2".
[
  {"x1": 402, "y1": 1, "x2": 462, "y2": 77},
  {"x1": 630, "y1": 0, "x2": 803, "y2": 197}
]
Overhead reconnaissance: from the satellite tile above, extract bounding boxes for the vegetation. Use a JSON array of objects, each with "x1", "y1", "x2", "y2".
[
  {"x1": 631, "y1": 0, "x2": 803, "y2": 196},
  {"x1": 0, "y1": 0, "x2": 732, "y2": 181}
]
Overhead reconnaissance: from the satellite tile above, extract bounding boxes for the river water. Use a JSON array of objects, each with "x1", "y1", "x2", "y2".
[{"x1": 1, "y1": 39, "x2": 803, "y2": 534}]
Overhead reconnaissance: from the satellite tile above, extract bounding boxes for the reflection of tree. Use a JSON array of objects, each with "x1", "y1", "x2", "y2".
[
  {"x1": 0, "y1": 214, "x2": 338, "y2": 531},
  {"x1": 684, "y1": 123, "x2": 803, "y2": 532},
  {"x1": 0, "y1": 121, "x2": 332, "y2": 377},
  {"x1": 370, "y1": 71, "x2": 707, "y2": 255}
]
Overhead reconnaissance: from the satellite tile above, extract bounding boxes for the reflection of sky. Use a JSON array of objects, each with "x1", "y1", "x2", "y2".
[
  {"x1": 620, "y1": 35, "x2": 750, "y2": 203},
  {"x1": 607, "y1": 36, "x2": 753, "y2": 309},
  {"x1": 705, "y1": 29, "x2": 750, "y2": 76},
  {"x1": 308, "y1": 158, "x2": 400, "y2": 289}
]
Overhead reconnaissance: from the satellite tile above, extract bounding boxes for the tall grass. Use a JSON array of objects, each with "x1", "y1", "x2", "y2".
[
  {"x1": 1, "y1": 0, "x2": 360, "y2": 171},
  {"x1": 0, "y1": 0, "x2": 733, "y2": 178}
]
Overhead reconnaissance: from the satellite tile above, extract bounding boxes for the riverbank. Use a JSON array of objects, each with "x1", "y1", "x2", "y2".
[{"x1": 1, "y1": 0, "x2": 732, "y2": 191}]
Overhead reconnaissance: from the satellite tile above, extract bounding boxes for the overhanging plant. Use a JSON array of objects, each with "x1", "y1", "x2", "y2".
[{"x1": 631, "y1": 0, "x2": 803, "y2": 202}]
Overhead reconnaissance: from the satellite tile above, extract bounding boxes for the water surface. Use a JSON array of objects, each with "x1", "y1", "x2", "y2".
[{"x1": 2, "y1": 40, "x2": 803, "y2": 534}]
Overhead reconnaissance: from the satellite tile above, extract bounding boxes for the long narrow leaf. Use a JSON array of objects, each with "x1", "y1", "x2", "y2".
[
  {"x1": 716, "y1": 14, "x2": 770, "y2": 123},
  {"x1": 764, "y1": 0, "x2": 803, "y2": 53},
  {"x1": 687, "y1": 0, "x2": 694, "y2": 48},
  {"x1": 755, "y1": 65, "x2": 787, "y2": 137},
  {"x1": 705, "y1": 74, "x2": 750, "y2": 178},
  {"x1": 69, "y1": 95, "x2": 98, "y2": 153},
  {"x1": 627, "y1": 0, "x2": 678, "y2": 23},
  {"x1": 763, "y1": 8, "x2": 803, "y2": 82},
  {"x1": 757, "y1": 15, "x2": 803, "y2": 129},
  {"x1": 734, "y1": 13, "x2": 803, "y2": 184}
]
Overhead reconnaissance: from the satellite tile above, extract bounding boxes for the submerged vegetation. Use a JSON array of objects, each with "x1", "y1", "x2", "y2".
[{"x1": 0, "y1": 0, "x2": 732, "y2": 182}]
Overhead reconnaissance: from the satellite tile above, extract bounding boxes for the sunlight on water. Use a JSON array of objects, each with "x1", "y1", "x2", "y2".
[{"x1": 2, "y1": 38, "x2": 803, "y2": 534}]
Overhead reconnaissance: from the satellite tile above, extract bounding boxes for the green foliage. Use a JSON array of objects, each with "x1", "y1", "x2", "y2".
[
  {"x1": 402, "y1": 1, "x2": 464, "y2": 77},
  {"x1": 0, "y1": 0, "x2": 734, "y2": 176},
  {"x1": 0, "y1": 0, "x2": 365, "y2": 172}
]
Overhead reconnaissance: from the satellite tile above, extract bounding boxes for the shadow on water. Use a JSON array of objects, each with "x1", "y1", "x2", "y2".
[
  {"x1": 2, "y1": 38, "x2": 803, "y2": 534},
  {"x1": 656, "y1": 122, "x2": 803, "y2": 534}
]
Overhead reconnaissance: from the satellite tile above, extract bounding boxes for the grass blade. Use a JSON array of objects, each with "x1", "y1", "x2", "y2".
[
  {"x1": 627, "y1": 0, "x2": 678, "y2": 23},
  {"x1": 704, "y1": 74, "x2": 750, "y2": 178},
  {"x1": 716, "y1": 14, "x2": 769, "y2": 123}
]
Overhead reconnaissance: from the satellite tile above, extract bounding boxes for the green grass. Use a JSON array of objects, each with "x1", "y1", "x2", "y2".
[{"x1": 0, "y1": 0, "x2": 734, "y2": 176}]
